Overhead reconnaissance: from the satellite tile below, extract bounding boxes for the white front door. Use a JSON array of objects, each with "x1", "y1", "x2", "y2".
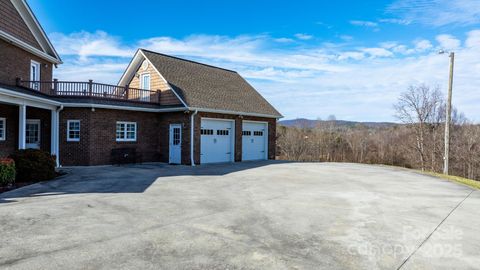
[
  {"x1": 169, "y1": 124, "x2": 182, "y2": 164},
  {"x1": 200, "y1": 119, "x2": 234, "y2": 163},
  {"x1": 26, "y1": 119, "x2": 41, "y2": 149},
  {"x1": 242, "y1": 121, "x2": 267, "y2": 161}
]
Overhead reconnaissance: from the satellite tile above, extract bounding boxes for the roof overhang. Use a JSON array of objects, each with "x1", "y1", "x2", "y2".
[
  {"x1": 8, "y1": 0, "x2": 62, "y2": 64},
  {"x1": 0, "y1": 86, "x2": 61, "y2": 110},
  {"x1": 0, "y1": 30, "x2": 61, "y2": 64},
  {"x1": 188, "y1": 107, "x2": 283, "y2": 119},
  {"x1": 117, "y1": 49, "x2": 144, "y2": 87},
  {"x1": 117, "y1": 49, "x2": 189, "y2": 108},
  {"x1": 0, "y1": 86, "x2": 283, "y2": 118},
  {"x1": 62, "y1": 103, "x2": 187, "y2": 113}
]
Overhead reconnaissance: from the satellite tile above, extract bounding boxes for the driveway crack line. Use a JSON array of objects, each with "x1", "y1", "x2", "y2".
[{"x1": 396, "y1": 190, "x2": 475, "y2": 270}]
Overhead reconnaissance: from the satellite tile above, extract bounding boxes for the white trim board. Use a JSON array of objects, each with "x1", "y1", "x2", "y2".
[
  {"x1": 9, "y1": 0, "x2": 62, "y2": 63},
  {"x1": 0, "y1": 30, "x2": 61, "y2": 64},
  {"x1": 117, "y1": 49, "x2": 189, "y2": 108}
]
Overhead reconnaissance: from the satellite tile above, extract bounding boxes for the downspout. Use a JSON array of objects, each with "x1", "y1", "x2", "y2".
[
  {"x1": 55, "y1": 105, "x2": 64, "y2": 167},
  {"x1": 190, "y1": 110, "x2": 198, "y2": 166}
]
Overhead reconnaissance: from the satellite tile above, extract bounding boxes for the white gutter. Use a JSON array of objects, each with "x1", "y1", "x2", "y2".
[
  {"x1": 0, "y1": 86, "x2": 61, "y2": 106},
  {"x1": 55, "y1": 105, "x2": 63, "y2": 167},
  {"x1": 1, "y1": 87, "x2": 281, "y2": 118},
  {"x1": 187, "y1": 107, "x2": 283, "y2": 119},
  {"x1": 62, "y1": 103, "x2": 186, "y2": 113},
  {"x1": 0, "y1": 30, "x2": 62, "y2": 64},
  {"x1": 190, "y1": 110, "x2": 198, "y2": 166}
]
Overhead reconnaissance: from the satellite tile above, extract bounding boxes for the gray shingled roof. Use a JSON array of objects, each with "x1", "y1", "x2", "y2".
[{"x1": 141, "y1": 49, "x2": 282, "y2": 118}]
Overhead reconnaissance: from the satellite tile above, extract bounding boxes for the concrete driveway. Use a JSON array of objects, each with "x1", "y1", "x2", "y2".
[{"x1": 0, "y1": 162, "x2": 479, "y2": 270}]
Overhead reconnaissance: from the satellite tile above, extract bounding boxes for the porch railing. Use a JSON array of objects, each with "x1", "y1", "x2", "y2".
[{"x1": 16, "y1": 78, "x2": 160, "y2": 104}]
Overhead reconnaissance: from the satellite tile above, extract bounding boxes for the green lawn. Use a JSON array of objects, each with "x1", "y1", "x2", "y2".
[{"x1": 420, "y1": 171, "x2": 480, "y2": 190}]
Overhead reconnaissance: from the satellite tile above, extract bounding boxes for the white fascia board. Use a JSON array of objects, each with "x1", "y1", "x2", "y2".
[
  {"x1": 62, "y1": 103, "x2": 187, "y2": 113},
  {"x1": 117, "y1": 50, "x2": 144, "y2": 86},
  {"x1": 138, "y1": 50, "x2": 189, "y2": 108},
  {"x1": 0, "y1": 30, "x2": 61, "y2": 64},
  {"x1": 0, "y1": 87, "x2": 60, "y2": 110},
  {"x1": 188, "y1": 107, "x2": 283, "y2": 119},
  {"x1": 10, "y1": 0, "x2": 62, "y2": 63}
]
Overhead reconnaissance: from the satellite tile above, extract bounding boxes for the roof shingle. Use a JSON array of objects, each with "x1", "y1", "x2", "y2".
[{"x1": 141, "y1": 49, "x2": 282, "y2": 118}]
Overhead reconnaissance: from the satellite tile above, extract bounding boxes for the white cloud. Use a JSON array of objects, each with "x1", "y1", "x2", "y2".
[
  {"x1": 465, "y1": 30, "x2": 480, "y2": 48},
  {"x1": 436, "y1": 34, "x2": 461, "y2": 50},
  {"x1": 274, "y1": 37, "x2": 294, "y2": 43},
  {"x1": 379, "y1": 18, "x2": 411, "y2": 25},
  {"x1": 414, "y1": 39, "x2": 433, "y2": 51},
  {"x1": 294, "y1": 33, "x2": 313, "y2": 40},
  {"x1": 339, "y1": 35, "x2": 353, "y2": 41},
  {"x1": 337, "y1": 51, "x2": 365, "y2": 61},
  {"x1": 51, "y1": 30, "x2": 480, "y2": 122},
  {"x1": 350, "y1": 20, "x2": 378, "y2": 27},
  {"x1": 387, "y1": 0, "x2": 480, "y2": 26},
  {"x1": 362, "y1": 47, "x2": 394, "y2": 57},
  {"x1": 50, "y1": 31, "x2": 133, "y2": 61}
]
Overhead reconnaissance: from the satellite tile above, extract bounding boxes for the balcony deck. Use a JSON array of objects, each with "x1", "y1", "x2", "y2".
[{"x1": 16, "y1": 79, "x2": 160, "y2": 104}]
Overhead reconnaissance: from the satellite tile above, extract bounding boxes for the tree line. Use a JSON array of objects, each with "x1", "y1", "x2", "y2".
[{"x1": 277, "y1": 85, "x2": 480, "y2": 181}]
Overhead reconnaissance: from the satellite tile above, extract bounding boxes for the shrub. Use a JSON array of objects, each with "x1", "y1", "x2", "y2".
[
  {"x1": 0, "y1": 158, "x2": 16, "y2": 186},
  {"x1": 9, "y1": 149, "x2": 56, "y2": 182}
]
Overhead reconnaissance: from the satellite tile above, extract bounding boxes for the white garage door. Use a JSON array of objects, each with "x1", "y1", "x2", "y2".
[
  {"x1": 200, "y1": 118, "x2": 234, "y2": 163},
  {"x1": 242, "y1": 121, "x2": 268, "y2": 161}
]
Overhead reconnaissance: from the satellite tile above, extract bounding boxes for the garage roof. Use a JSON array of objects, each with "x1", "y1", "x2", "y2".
[{"x1": 135, "y1": 49, "x2": 282, "y2": 118}]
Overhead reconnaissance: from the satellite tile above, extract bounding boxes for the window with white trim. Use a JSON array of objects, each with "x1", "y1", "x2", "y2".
[
  {"x1": 67, "y1": 120, "x2": 80, "y2": 141},
  {"x1": 30, "y1": 60, "x2": 41, "y2": 90},
  {"x1": 116, "y1": 122, "x2": 137, "y2": 142},
  {"x1": 140, "y1": 73, "x2": 151, "y2": 90},
  {"x1": 0, "y1": 118, "x2": 5, "y2": 141},
  {"x1": 139, "y1": 73, "x2": 151, "y2": 102}
]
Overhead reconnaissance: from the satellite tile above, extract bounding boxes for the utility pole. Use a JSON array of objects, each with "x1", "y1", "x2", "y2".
[{"x1": 443, "y1": 52, "x2": 454, "y2": 175}]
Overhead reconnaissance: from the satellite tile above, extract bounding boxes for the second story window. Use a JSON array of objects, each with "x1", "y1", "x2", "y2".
[
  {"x1": 140, "y1": 74, "x2": 151, "y2": 90},
  {"x1": 30, "y1": 60, "x2": 41, "y2": 90}
]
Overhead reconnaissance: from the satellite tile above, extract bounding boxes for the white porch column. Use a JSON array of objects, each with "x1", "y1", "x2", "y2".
[
  {"x1": 51, "y1": 109, "x2": 60, "y2": 167},
  {"x1": 18, "y1": 104, "x2": 26, "y2": 149}
]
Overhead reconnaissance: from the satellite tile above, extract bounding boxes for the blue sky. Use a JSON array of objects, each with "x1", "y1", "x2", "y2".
[{"x1": 29, "y1": 0, "x2": 480, "y2": 122}]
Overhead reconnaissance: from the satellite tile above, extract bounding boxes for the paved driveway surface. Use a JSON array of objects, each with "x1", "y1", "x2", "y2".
[{"x1": 0, "y1": 162, "x2": 479, "y2": 270}]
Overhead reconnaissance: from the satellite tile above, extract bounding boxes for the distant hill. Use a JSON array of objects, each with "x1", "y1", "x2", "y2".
[{"x1": 279, "y1": 118, "x2": 397, "y2": 129}]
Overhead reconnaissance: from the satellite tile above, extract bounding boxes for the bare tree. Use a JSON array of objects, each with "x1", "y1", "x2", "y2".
[{"x1": 394, "y1": 84, "x2": 443, "y2": 171}]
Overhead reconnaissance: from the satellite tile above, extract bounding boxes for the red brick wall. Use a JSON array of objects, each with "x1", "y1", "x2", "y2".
[
  {"x1": 157, "y1": 111, "x2": 191, "y2": 164},
  {"x1": 0, "y1": 104, "x2": 51, "y2": 157},
  {"x1": 0, "y1": 104, "x2": 18, "y2": 157},
  {"x1": 192, "y1": 112, "x2": 277, "y2": 164},
  {"x1": 26, "y1": 107, "x2": 51, "y2": 152},
  {"x1": 59, "y1": 108, "x2": 91, "y2": 165},
  {"x1": 57, "y1": 108, "x2": 276, "y2": 166},
  {"x1": 0, "y1": 39, "x2": 53, "y2": 88},
  {"x1": 0, "y1": 0, "x2": 42, "y2": 50},
  {"x1": 59, "y1": 108, "x2": 162, "y2": 166}
]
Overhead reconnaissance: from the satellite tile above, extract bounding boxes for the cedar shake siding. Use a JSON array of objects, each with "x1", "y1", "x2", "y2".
[
  {"x1": 0, "y1": 39, "x2": 53, "y2": 87},
  {"x1": 139, "y1": 49, "x2": 282, "y2": 118},
  {"x1": 127, "y1": 60, "x2": 182, "y2": 106},
  {"x1": 0, "y1": 0, "x2": 42, "y2": 50}
]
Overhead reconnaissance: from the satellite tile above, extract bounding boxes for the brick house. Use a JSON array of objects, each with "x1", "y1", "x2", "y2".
[{"x1": 0, "y1": 0, "x2": 282, "y2": 166}]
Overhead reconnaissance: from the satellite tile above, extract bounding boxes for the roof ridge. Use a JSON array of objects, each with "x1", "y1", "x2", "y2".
[{"x1": 140, "y1": 48, "x2": 237, "y2": 73}]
